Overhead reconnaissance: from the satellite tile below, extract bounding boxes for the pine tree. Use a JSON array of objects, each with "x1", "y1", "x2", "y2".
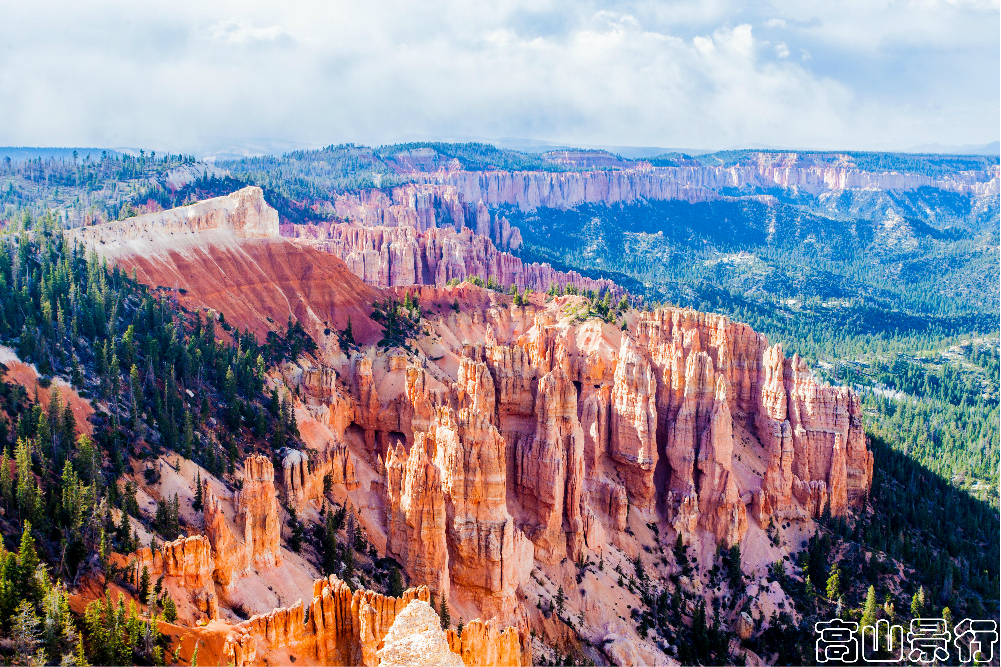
[
  {"x1": 182, "y1": 410, "x2": 194, "y2": 459},
  {"x1": 193, "y1": 470, "x2": 203, "y2": 512},
  {"x1": 861, "y1": 585, "x2": 878, "y2": 628},
  {"x1": 129, "y1": 365, "x2": 141, "y2": 426},
  {"x1": 826, "y1": 566, "x2": 841, "y2": 600},
  {"x1": 139, "y1": 566, "x2": 150, "y2": 603},
  {"x1": 11, "y1": 599, "x2": 41, "y2": 664},
  {"x1": 287, "y1": 508, "x2": 303, "y2": 553},
  {"x1": 162, "y1": 595, "x2": 178, "y2": 623},
  {"x1": 388, "y1": 565, "x2": 404, "y2": 598},
  {"x1": 322, "y1": 511, "x2": 338, "y2": 575},
  {"x1": 439, "y1": 598, "x2": 451, "y2": 629},
  {"x1": 910, "y1": 586, "x2": 925, "y2": 618},
  {"x1": 17, "y1": 523, "x2": 40, "y2": 605},
  {"x1": 0, "y1": 443, "x2": 11, "y2": 508}
]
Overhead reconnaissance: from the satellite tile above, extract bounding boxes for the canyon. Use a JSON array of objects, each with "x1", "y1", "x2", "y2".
[
  {"x1": 276, "y1": 154, "x2": 998, "y2": 296},
  {"x1": 0, "y1": 140, "x2": 991, "y2": 666},
  {"x1": 67, "y1": 187, "x2": 875, "y2": 665}
]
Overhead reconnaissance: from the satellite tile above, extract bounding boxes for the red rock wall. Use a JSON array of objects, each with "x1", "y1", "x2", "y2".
[
  {"x1": 203, "y1": 455, "x2": 285, "y2": 586},
  {"x1": 237, "y1": 455, "x2": 283, "y2": 570},
  {"x1": 285, "y1": 222, "x2": 621, "y2": 298},
  {"x1": 131, "y1": 535, "x2": 215, "y2": 590},
  {"x1": 385, "y1": 434, "x2": 451, "y2": 601},
  {"x1": 281, "y1": 444, "x2": 359, "y2": 510},
  {"x1": 234, "y1": 575, "x2": 526, "y2": 666}
]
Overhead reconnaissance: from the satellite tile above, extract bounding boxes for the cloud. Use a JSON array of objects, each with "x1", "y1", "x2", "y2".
[
  {"x1": 209, "y1": 21, "x2": 291, "y2": 46},
  {"x1": 0, "y1": 0, "x2": 995, "y2": 153}
]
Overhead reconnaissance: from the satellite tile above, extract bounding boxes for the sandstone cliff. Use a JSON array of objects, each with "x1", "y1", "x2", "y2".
[
  {"x1": 231, "y1": 575, "x2": 530, "y2": 667},
  {"x1": 203, "y1": 455, "x2": 283, "y2": 585},
  {"x1": 281, "y1": 444, "x2": 359, "y2": 511},
  {"x1": 80, "y1": 192, "x2": 878, "y2": 666},
  {"x1": 131, "y1": 535, "x2": 215, "y2": 590},
  {"x1": 285, "y1": 221, "x2": 619, "y2": 297},
  {"x1": 432, "y1": 162, "x2": 998, "y2": 210}
]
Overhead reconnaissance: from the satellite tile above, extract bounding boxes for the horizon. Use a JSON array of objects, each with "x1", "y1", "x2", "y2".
[{"x1": 1, "y1": 138, "x2": 999, "y2": 163}]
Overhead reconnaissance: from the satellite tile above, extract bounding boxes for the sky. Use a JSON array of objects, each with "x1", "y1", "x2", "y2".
[{"x1": 0, "y1": 0, "x2": 998, "y2": 155}]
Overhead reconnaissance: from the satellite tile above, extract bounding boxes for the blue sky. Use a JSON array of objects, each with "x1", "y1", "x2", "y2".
[{"x1": 0, "y1": 0, "x2": 997, "y2": 154}]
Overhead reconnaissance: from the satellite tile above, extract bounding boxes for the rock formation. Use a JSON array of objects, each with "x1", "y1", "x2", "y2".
[
  {"x1": 281, "y1": 444, "x2": 359, "y2": 510},
  {"x1": 203, "y1": 455, "x2": 283, "y2": 585},
  {"x1": 285, "y1": 221, "x2": 620, "y2": 297},
  {"x1": 428, "y1": 402, "x2": 534, "y2": 619},
  {"x1": 514, "y1": 363, "x2": 591, "y2": 563},
  {"x1": 202, "y1": 488, "x2": 244, "y2": 587},
  {"x1": 75, "y1": 188, "x2": 879, "y2": 666},
  {"x1": 609, "y1": 335, "x2": 659, "y2": 510},
  {"x1": 387, "y1": 358, "x2": 534, "y2": 618},
  {"x1": 67, "y1": 186, "x2": 279, "y2": 252},
  {"x1": 385, "y1": 435, "x2": 451, "y2": 600},
  {"x1": 754, "y1": 348, "x2": 874, "y2": 521},
  {"x1": 231, "y1": 575, "x2": 529, "y2": 667},
  {"x1": 377, "y1": 600, "x2": 464, "y2": 667},
  {"x1": 236, "y1": 455, "x2": 283, "y2": 569},
  {"x1": 432, "y1": 162, "x2": 998, "y2": 210},
  {"x1": 446, "y1": 617, "x2": 530, "y2": 667},
  {"x1": 131, "y1": 535, "x2": 215, "y2": 590}
]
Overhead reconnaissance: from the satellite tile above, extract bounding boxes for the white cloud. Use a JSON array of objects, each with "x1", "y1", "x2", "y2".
[
  {"x1": 0, "y1": 0, "x2": 995, "y2": 153},
  {"x1": 209, "y1": 21, "x2": 290, "y2": 45}
]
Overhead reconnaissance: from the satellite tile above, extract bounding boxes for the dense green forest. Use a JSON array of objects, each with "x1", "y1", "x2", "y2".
[
  {"x1": 0, "y1": 226, "x2": 365, "y2": 663},
  {"x1": 503, "y1": 189, "x2": 1000, "y2": 507}
]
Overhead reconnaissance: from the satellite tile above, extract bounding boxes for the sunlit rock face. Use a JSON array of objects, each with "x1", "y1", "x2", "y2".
[{"x1": 71, "y1": 189, "x2": 873, "y2": 666}]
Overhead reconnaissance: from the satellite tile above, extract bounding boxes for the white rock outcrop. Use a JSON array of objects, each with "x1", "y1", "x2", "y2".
[{"x1": 376, "y1": 600, "x2": 464, "y2": 667}]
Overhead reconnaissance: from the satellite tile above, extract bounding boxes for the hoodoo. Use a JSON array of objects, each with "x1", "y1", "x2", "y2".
[{"x1": 64, "y1": 186, "x2": 874, "y2": 665}]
